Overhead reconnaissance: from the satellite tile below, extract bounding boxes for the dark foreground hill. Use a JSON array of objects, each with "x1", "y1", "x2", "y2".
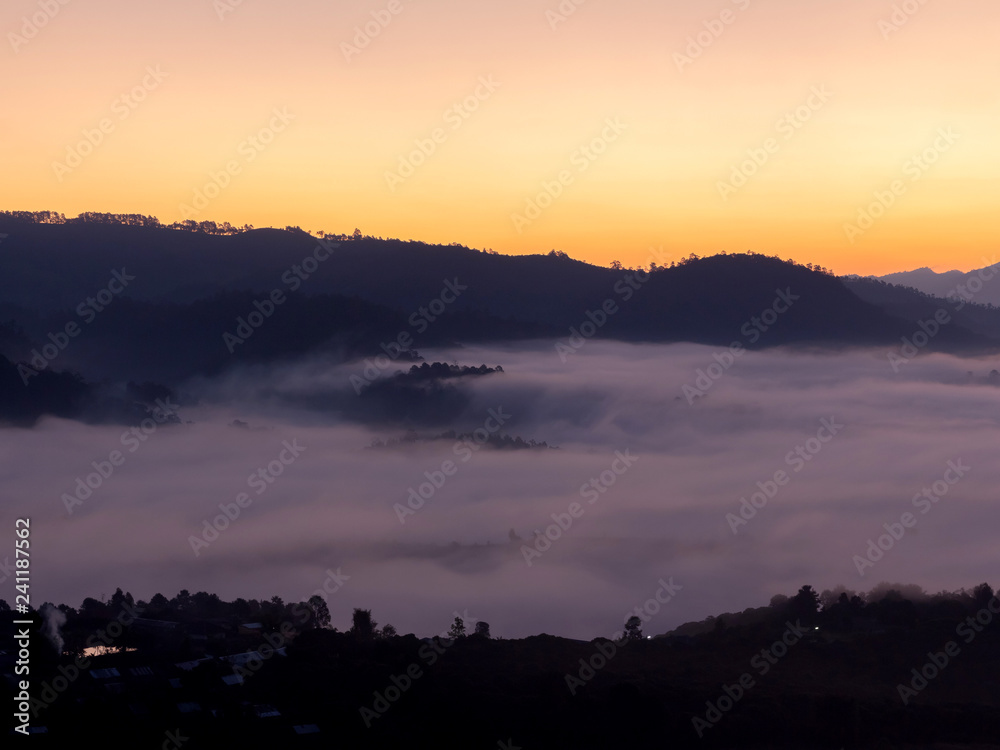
[{"x1": 4, "y1": 583, "x2": 1000, "y2": 749}]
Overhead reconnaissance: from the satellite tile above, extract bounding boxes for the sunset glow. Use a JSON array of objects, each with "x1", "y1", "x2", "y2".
[{"x1": 5, "y1": 0, "x2": 998, "y2": 275}]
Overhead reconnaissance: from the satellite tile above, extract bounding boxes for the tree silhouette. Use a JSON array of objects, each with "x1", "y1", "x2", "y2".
[
  {"x1": 973, "y1": 582, "x2": 995, "y2": 607},
  {"x1": 790, "y1": 585, "x2": 821, "y2": 622},
  {"x1": 769, "y1": 594, "x2": 789, "y2": 609},
  {"x1": 350, "y1": 608, "x2": 377, "y2": 640},
  {"x1": 474, "y1": 621, "x2": 491, "y2": 639},
  {"x1": 448, "y1": 616, "x2": 466, "y2": 639},
  {"x1": 80, "y1": 597, "x2": 107, "y2": 618},
  {"x1": 309, "y1": 595, "x2": 331, "y2": 628},
  {"x1": 172, "y1": 589, "x2": 192, "y2": 612},
  {"x1": 624, "y1": 615, "x2": 643, "y2": 641}
]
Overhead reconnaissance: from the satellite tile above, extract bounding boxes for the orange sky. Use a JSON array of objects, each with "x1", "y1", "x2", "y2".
[{"x1": 3, "y1": 0, "x2": 998, "y2": 275}]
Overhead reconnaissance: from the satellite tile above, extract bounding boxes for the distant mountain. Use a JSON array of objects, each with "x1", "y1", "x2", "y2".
[
  {"x1": 876, "y1": 263, "x2": 1000, "y2": 306},
  {"x1": 845, "y1": 276, "x2": 1000, "y2": 344},
  {"x1": 0, "y1": 219, "x2": 949, "y2": 347},
  {"x1": 4, "y1": 215, "x2": 1000, "y2": 426}
]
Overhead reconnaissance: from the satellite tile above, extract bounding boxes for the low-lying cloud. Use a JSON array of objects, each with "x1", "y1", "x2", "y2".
[{"x1": 5, "y1": 341, "x2": 1000, "y2": 639}]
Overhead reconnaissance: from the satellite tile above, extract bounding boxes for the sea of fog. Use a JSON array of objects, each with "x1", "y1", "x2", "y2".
[{"x1": 4, "y1": 341, "x2": 1000, "y2": 639}]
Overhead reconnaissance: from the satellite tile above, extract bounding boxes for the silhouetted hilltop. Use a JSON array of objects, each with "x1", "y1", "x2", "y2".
[
  {"x1": 592, "y1": 252, "x2": 911, "y2": 347},
  {"x1": 5, "y1": 214, "x2": 1000, "y2": 427},
  {"x1": 5, "y1": 581, "x2": 1000, "y2": 748}
]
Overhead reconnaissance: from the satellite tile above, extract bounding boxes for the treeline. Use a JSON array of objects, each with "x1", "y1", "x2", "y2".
[
  {"x1": 392, "y1": 362, "x2": 504, "y2": 381},
  {"x1": 0, "y1": 587, "x2": 487, "y2": 656},
  {"x1": 672, "y1": 250, "x2": 835, "y2": 276},
  {"x1": 0, "y1": 210, "x2": 249, "y2": 235},
  {"x1": 368, "y1": 429, "x2": 553, "y2": 450},
  {"x1": 3, "y1": 580, "x2": 997, "y2": 657},
  {"x1": 0, "y1": 211, "x2": 378, "y2": 243},
  {"x1": 0, "y1": 211, "x2": 846, "y2": 277},
  {"x1": 72, "y1": 587, "x2": 331, "y2": 629},
  {"x1": 669, "y1": 581, "x2": 998, "y2": 637}
]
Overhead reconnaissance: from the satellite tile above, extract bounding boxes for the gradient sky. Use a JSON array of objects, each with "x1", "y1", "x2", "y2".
[{"x1": 3, "y1": 0, "x2": 998, "y2": 275}]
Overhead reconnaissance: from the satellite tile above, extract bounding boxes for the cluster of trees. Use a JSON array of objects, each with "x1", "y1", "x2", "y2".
[
  {"x1": 602, "y1": 251, "x2": 835, "y2": 276},
  {"x1": 386, "y1": 362, "x2": 503, "y2": 381},
  {"x1": 1, "y1": 587, "x2": 333, "y2": 634},
  {"x1": 341, "y1": 609, "x2": 492, "y2": 641},
  {"x1": 671, "y1": 582, "x2": 998, "y2": 637},
  {"x1": 0, "y1": 213, "x2": 490, "y2": 250},
  {"x1": 0, "y1": 210, "x2": 252, "y2": 235},
  {"x1": 0, "y1": 212, "x2": 367, "y2": 240},
  {"x1": 369, "y1": 430, "x2": 552, "y2": 451},
  {"x1": 0, "y1": 210, "x2": 71, "y2": 224},
  {"x1": 689, "y1": 250, "x2": 836, "y2": 275},
  {"x1": 342, "y1": 609, "x2": 493, "y2": 640},
  {"x1": 0, "y1": 589, "x2": 501, "y2": 644}
]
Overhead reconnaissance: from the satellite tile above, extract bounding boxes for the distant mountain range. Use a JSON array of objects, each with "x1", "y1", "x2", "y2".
[
  {"x1": 875, "y1": 263, "x2": 1000, "y2": 306},
  {"x1": 2, "y1": 215, "x2": 1000, "y2": 425}
]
